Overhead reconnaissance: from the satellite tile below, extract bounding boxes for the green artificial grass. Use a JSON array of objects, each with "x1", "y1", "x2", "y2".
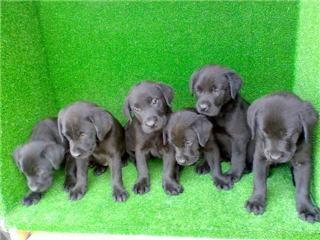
[{"x1": 1, "y1": 0, "x2": 319, "y2": 239}]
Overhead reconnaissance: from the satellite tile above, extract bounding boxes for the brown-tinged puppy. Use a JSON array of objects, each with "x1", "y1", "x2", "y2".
[
  {"x1": 124, "y1": 81, "x2": 183, "y2": 195},
  {"x1": 165, "y1": 109, "x2": 233, "y2": 190},
  {"x1": 189, "y1": 64, "x2": 252, "y2": 186},
  {"x1": 58, "y1": 101, "x2": 128, "y2": 201},
  {"x1": 13, "y1": 118, "x2": 66, "y2": 205},
  {"x1": 246, "y1": 92, "x2": 319, "y2": 223}
]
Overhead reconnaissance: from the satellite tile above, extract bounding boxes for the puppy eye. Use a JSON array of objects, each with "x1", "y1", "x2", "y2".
[
  {"x1": 133, "y1": 106, "x2": 141, "y2": 112},
  {"x1": 196, "y1": 86, "x2": 203, "y2": 93},
  {"x1": 79, "y1": 133, "x2": 86, "y2": 138},
  {"x1": 185, "y1": 140, "x2": 193, "y2": 146},
  {"x1": 210, "y1": 87, "x2": 218, "y2": 92},
  {"x1": 151, "y1": 98, "x2": 158, "y2": 105}
]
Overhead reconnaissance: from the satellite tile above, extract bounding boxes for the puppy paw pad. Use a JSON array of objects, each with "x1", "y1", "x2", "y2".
[
  {"x1": 133, "y1": 179, "x2": 150, "y2": 195},
  {"x1": 195, "y1": 164, "x2": 210, "y2": 175},
  {"x1": 69, "y1": 188, "x2": 86, "y2": 201},
  {"x1": 299, "y1": 207, "x2": 320, "y2": 223},
  {"x1": 245, "y1": 200, "x2": 265, "y2": 215},
  {"x1": 164, "y1": 182, "x2": 184, "y2": 195},
  {"x1": 63, "y1": 181, "x2": 75, "y2": 192},
  {"x1": 214, "y1": 177, "x2": 234, "y2": 190},
  {"x1": 113, "y1": 188, "x2": 129, "y2": 202},
  {"x1": 22, "y1": 196, "x2": 40, "y2": 206}
]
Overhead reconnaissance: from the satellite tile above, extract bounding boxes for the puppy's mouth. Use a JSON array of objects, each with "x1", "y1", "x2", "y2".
[
  {"x1": 197, "y1": 104, "x2": 221, "y2": 117},
  {"x1": 28, "y1": 183, "x2": 51, "y2": 193},
  {"x1": 141, "y1": 117, "x2": 166, "y2": 134},
  {"x1": 175, "y1": 156, "x2": 199, "y2": 166},
  {"x1": 264, "y1": 152, "x2": 293, "y2": 164},
  {"x1": 70, "y1": 149, "x2": 94, "y2": 159}
]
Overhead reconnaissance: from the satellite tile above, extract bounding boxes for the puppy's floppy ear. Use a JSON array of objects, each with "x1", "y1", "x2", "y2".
[
  {"x1": 13, "y1": 145, "x2": 24, "y2": 170},
  {"x1": 42, "y1": 143, "x2": 65, "y2": 170},
  {"x1": 247, "y1": 101, "x2": 259, "y2": 140},
  {"x1": 89, "y1": 109, "x2": 113, "y2": 142},
  {"x1": 189, "y1": 69, "x2": 201, "y2": 96},
  {"x1": 123, "y1": 95, "x2": 133, "y2": 123},
  {"x1": 299, "y1": 101, "x2": 319, "y2": 143},
  {"x1": 192, "y1": 115, "x2": 213, "y2": 147},
  {"x1": 162, "y1": 128, "x2": 168, "y2": 146},
  {"x1": 57, "y1": 109, "x2": 66, "y2": 143},
  {"x1": 225, "y1": 72, "x2": 242, "y2": 99},
  {"x1": 157, "y1": 83, "x2": 174, "y2": 107}
]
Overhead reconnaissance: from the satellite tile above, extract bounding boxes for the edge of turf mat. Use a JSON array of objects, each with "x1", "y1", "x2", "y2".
[{"x1": 5, "y1": 162, "x2": 320, "y2": 239}]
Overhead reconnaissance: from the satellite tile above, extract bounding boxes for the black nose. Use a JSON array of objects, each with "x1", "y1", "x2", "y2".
[
  {"x1": 267, "y1": 151, "x2": 283, "y2": 160},
  {"x1": 145, "y1": 116, "x2": 158, "y2": 128},
  {"x1": 198, "y1": 102, "x2": 209, "y2": 112}
]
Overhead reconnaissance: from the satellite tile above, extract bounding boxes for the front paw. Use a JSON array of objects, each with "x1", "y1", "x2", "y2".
[
  {"x1": 226, "y1": 170, "x2": 242, "y2": 183},
  {"x1": 195, "y1": 163, "x2": 210, "y2": 175},
  {"x1": 214, "y1": 175, "x2": 234, "y2": 190},
  {"x1": 133, "y1": 178, "x2": 150, "y2": 195},
  {"x1": 298, "y1": 205, "x2": 320, "y2": 223},
  {"x1": 163, "y1": 180, "x2": 184, "y2": 195},
  {"x1": 69, "y1": 185, "x2": 86, "y2": 201},
  {"x1": 93, "y1": 165, "x2": 107, "y2": 176},
  {"x1": 245, "y1": 197, "x2": 266, "y2": 215},
  {"x1": 22, "y1": 193, "x2": 41, "y2": 206},
  {"x1": 113, "y1": 186, "x2": 129, "y2": 202},
  {"x1": 64, "y1": 179, "x2": 76, "y2": 192}
]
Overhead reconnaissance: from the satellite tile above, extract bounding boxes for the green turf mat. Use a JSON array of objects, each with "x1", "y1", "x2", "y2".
[{"x1": 1, "y1": 0, "x2": 319, "y2": 238}]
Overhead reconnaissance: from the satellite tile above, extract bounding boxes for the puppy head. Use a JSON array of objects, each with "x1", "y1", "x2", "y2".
[
  {"x1": 123, "y1": 81, "x2": 174, "y2": 134},
  {"x1": 247, "y1": 93, "x2": 318, "y2": 164},
  {"x1": 165, "y1": 110, "x2": 212, "y2": 166},
  {"x1": 13, "y1": 141, "x2": 64, "y2": 192},
  {"x1": 189, "y1": 65, "x2": 242, "y2": 116},
  {"x1": 58, "y1": 102, "x2": 113, "y2": 159}
]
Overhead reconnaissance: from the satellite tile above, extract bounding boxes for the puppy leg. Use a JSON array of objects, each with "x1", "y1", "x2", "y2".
[
  {"x1": 110, "y1": 153, "x2": 128, "y2": 202},
  {"x1": 245, "y1": 153, "x2": 268, "y2": 215},
  {"x1": 133, "y1": 149, "x2": 150, "y2": 194},
  {"x1": 204, "y1": 149, "x2": 233, "y2": 190},
  {"x1": 292, "y1": 154, "x2": 320, "y2": 223},
  {"x1": 227, "y1": 138, "x2": 248, "y2": 182},
  {"x1": 162, "y1": 150, "x2": 184, "y2": 195},
  {"x1": 64, "y1": 156, "x2": 77, "y2": 192},
  {"x1": 23, "y1": 192, "x2": 42, "y2": 206},
  {"x1": 69, "y1": 158, "x2": 88, "y2": 201},
  {"x1": 195, "y1": 160, "x2": 210, "y2": 175}
]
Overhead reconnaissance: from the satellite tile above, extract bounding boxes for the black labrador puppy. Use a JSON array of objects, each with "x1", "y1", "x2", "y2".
[
  {"x1": 245, "y1": 92, "x2": 319, "y2": 223},
  {"x1": 13, "y1": 118, "x2": 66, "y2": 205},
  {"x1": 58, "y1": 101, "x2": 128, "y2": 201},
  {"x1": 124, "y1": 81, "x2": 183, "y2": 195},
  {"x1": 189, "y1": 64, "x2": 252, "y2": 185},
  {"x1": 165, "y1": 109, "x2": 233, "y2": 190}
]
